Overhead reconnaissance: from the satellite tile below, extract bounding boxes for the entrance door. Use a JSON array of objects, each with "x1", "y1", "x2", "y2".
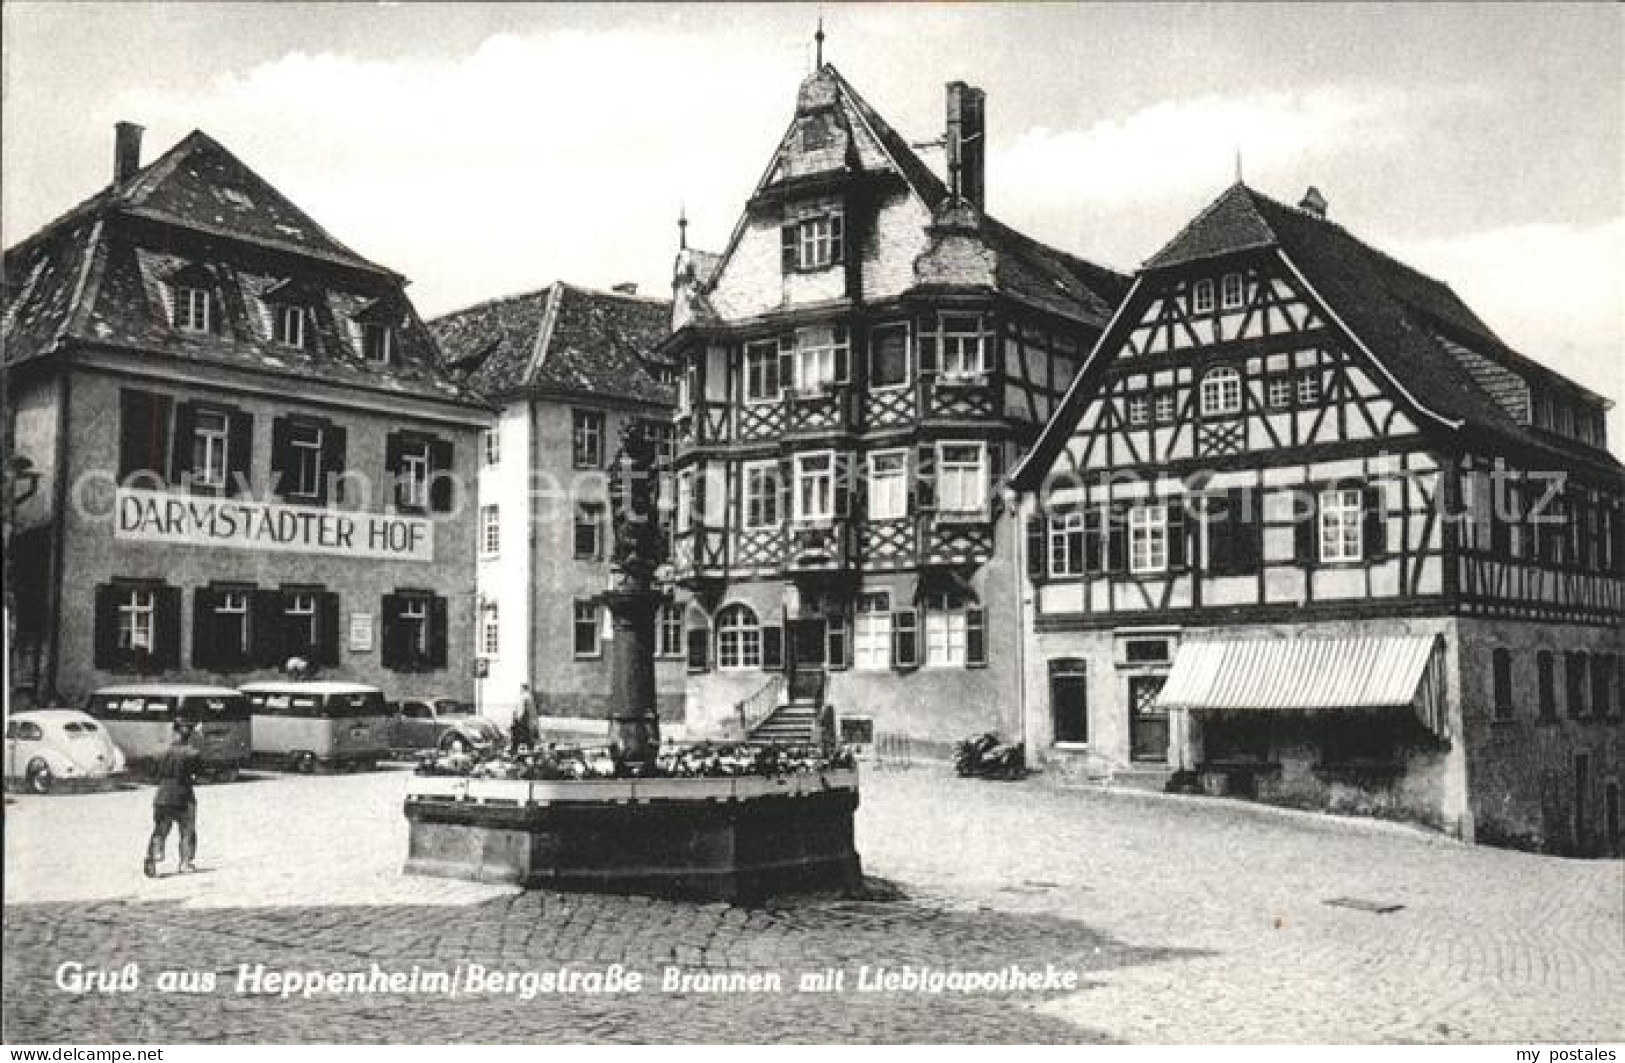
[
  {"x1": 1129, "y1": 675, "x2": 1169, "y2": 762},
  {"x1": 1049, "y1": 659, "x2": 1089, "y2": 744},
  {"x1": 790, "y1": 617, "x2": 826, "y2": 671}
]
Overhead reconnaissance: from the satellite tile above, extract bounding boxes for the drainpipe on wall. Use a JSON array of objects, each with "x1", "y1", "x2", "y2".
[{"x1": 1005, "y1": 484, "x2": 1029, "y2": 752}]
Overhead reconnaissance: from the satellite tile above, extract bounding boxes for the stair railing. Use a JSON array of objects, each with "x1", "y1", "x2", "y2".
[{"x1": 734, "y1": 673, "x2": 786, "y2": 738}]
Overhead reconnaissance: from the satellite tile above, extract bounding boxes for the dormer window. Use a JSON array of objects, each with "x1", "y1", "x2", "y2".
[
  {"x1": 273, "y1": 304, "x2": 306, "y2": 348},
  {"x1": 1192, "y1": 279, "x2": 1215, "y2": 313},
  {"x1": 174, "y1": 285, "x2": 211, "y2": 333},
  {"x1": 781, "y1": 213, "x2": 844, "y2": 272},
  {"x1": 1220, "y1": 273, "x2": 1245, "y2": 309},
  {"x1": 362, "y1": 322, "x2": 393, "y2": 363}
]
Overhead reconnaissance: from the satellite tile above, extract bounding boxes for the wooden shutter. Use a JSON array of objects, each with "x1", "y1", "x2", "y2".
[
  {"x1": 317, "y1": 591, "x2": 341, "y2": 667},
  {"x1": 1026, "y1": 515, "x2": 1047, "y2": 579},
  {"x1": 384, "y1": 433, "x2": 404, "y2": 478},
  {"x1": 686, "y1": 627, "x2": 710, "y2": 672},
  {"x1": 270, "y1": 417, "x2": 295, "y2": 498},
  {"x1": 153, "y1": 586, "x2": 182, "y2": 671},
  {"x1": 914, "y1": 445, "x2": 936, "y2": 511},
  {"x1": 1084, "y1": 507, "x2": 1105, "y2": 574},
  {"x1": 781, "y1": 224, "x2": 798, "y2": 271},
  {"x1": 429, "y1": 438, "x2": 455, "y2": 513},
  {"x1": 1167, "y1": 501, "x2": 1189, "y2": 570},
  {"x1": 916, "y1": 315, "x2": 938, "y2": 374},
  {"x1": 192, "y1": 587, "x2": 218, "y2": 669},
  {"x1": 834, "y1": 453, "x2": 852, "y2": 518},
  {"x1": 830, "y1": 213, "x2": 845, "y2": 265},
  {"x1": 891, "y1": 609, "x2": 919, "y2": 670},
  {"x1": 965, "y1": 607, "x2": 987, "y2": 668},
  {"x1": 323, "y1": 425, "x2": 347, "y2": 505},
  {"x1": 1229, "y1": 488, "x2": 1260, "y2": 574},
  {"x1": 1363, "y1": 484, "x2": 1387, "y2": 560},
  {"x1": 833, "y1": 325, "x2": 850, "y2": 384},
  {"x1": 761, "y1": 625, "x2": 784, "y2": 671},
  {"x1": 1106, "y1": 503, "x2": 1129, "y2": 572},
  {"x1": 380, "y1": 593, "x2": 404, "y2": 670},
  {"x1": 428, "y1": 595, "x2": 449, "y2": 669},
  {"x1": 226, "y1": 408, "x2": 253, "y2": 496},
  {"x1": 1295, "y1": 487, "x2": 1319, "y2": 565},
  {"x1": 93, "y1": 585, "x2": 120, "y2": 670},
  {"x1": 252, "y1": 589, "x2": 285, "y2": 667},
  {"x1": 827, "y1": 612, "x2": 851, "y2": 671},
  {"x1": 118, "y1": 390, "x2": 172, "y2": 483},
  {"x1": 169, "y1": 402, "x2": 197, "y2": 483},
  {"x1": 778, "y1": 334, "x2": 795, "y2": 392}
]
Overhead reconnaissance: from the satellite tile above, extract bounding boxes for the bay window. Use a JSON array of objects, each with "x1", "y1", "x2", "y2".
[
  {"x1": 866, "y1": 450, "x2": 908, "y2": 520},
  {"x1": 744, "y1": 340, "x2": 781, "y2": 403},
  {"x1": 744, "y1": 461, "x2": 781, "y2": 530},
  {"x1": 937, "y1": 443, "x2": 987, "y2": 516},
  {"x1": 793, "y1": 325, "x2": 848, "y2": 391},
  {"x1": 795, "y1": 452, "x2": 835, "y2": 522},
  {"x1": 939, "y1": 315, "x2": 985, "y2": 378}
]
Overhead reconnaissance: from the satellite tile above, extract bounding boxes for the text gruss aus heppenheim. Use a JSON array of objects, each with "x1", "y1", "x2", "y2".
[{"x1": 54, "y1": 962, "x2": 1082, "y2": 1000}]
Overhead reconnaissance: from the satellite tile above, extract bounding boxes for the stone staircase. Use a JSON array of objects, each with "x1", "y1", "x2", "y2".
[{"x1": 746, "y1": 669, "x2": 825, "y2": 746}]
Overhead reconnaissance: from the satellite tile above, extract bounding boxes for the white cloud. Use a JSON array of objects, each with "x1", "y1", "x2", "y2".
[{"x1": 1387, "y1": 219, "x2": 1624, "y2": 436}]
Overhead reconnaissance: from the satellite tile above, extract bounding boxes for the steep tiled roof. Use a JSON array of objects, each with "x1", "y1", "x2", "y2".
[
  {"x1": 698, "y1": 64, "x2": 1125, "y2": 329},
  {"x1": 1018, "y1": 183, "x2": 1620, "y2": 486},
  {"x1": 2, "y1": 130, "x2": 481, "y2": 408},
  {"x1": 431, "y1": 283, "x2": 673, "y2": 405}
]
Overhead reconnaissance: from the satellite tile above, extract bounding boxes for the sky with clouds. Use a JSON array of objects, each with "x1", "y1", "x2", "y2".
[{"x1": 3, "y1": 2, "x2": 1619, "y2": 442}]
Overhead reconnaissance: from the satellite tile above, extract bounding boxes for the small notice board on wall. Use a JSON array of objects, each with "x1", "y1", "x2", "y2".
[{"x1": 349, "y1": 612, "x2": 374, "y2": 653}]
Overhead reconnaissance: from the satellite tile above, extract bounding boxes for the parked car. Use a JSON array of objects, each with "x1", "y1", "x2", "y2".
[
  {"x1": 4, "y1": 710, "x2": 127, "y2": 793},
  {"x1": 388, "y1": 699, "x2": 502, "y2": 755},
  {"x1": 239, "y1": 681, "x2": 391, "y2": 771}
]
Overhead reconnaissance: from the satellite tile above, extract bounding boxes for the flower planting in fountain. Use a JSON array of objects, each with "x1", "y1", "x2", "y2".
[{"x1": 415, "y1": 740, "x2": 859, "y2": 781}]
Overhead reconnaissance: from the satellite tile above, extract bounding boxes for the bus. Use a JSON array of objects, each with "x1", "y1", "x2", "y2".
[
  {"x1": 84, "y1": 684, "x2": 252, "y2": 781},
  {"x1": 238, "y1": 682, "x2": 391, "y2": 771}
]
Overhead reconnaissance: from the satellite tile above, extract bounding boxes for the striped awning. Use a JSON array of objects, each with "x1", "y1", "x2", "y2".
[{"x1": 1157, "y1": 634, "x2": 1449, "y2": 738}]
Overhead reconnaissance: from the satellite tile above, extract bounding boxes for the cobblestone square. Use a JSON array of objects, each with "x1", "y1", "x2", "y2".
[{"x1": 3, "y1": 766, "x2": 1621, "y2": 1043}]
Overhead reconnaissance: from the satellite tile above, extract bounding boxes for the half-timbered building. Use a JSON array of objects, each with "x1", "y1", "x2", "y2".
[
  {"x1": 3, "y1": 124, "x2": 491, "y2": 708},
  {"x1": 1014, "y1": 182, "x2": 1623, "y2": 854},
  {"x1": 662, "y1": 65, "x2": 1126, "y2": 752}
]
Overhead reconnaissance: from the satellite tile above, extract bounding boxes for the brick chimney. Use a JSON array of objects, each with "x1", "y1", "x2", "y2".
[
  {"x1": 1298, "y1": 186, "x2": 1328, "y2": 219},
  {"x1": 945, "y1": 82, "x2": 986, "y2": 210},
  {"x1": 114, "y1": 122, "x2": 144, "y2": 184}
]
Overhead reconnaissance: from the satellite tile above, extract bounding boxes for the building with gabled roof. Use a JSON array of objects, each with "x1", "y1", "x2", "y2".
[
  {"x1": 431, "y1": 281, "x2": 683, "y2": 730},
  {"x1": 4, "y1": 124, "x2": 491, "y2": 711},
  {"x1": 1011, "y1": 181, "x2": 1622, "y2": 854},
  {"x1": 661, "y1": 62, "x2": 1127, "y2": 753}
]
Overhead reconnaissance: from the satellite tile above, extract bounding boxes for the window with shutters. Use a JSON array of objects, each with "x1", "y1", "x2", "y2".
[
  {"x1": 1199, "y1": 367, "x2": 1242, "y2": 417},
  {"x1": 273, "y1": 304, "x2": 305, "y2": 348},
  {"x1": 1318, "y1": 487, "x2": 1363, "y2": 563},
  {"x1": 791, "y1": 213, "x2": 843, "y2": 270},
  {"x1": 686, "y1": 611, "x2": 711, "y2": 672},
  {"x1": 395, "y1": 439, "x2": 432, "y2": 510},
  {"x1": 286, "y1": 422, "x2": 324, "y2": 499},
  {"x1": 939, "y1": 315, "x2": 985, "y2": 378},
  {"x1": 215, "y1": 591, "x2": 250, "y2": 661},
  {"x1": 362, "y1": 322, "x2": 393, "y2": 363},
  {"x1": 572, "y1": 409, "x2": 605, "y2": 468},
  {"x1": 190, "y1": 409, "x2": 230, "y2": 490},
  {"x1": 656, "y1": 603, "x2": 685, "y2": 659},
  {"x1": 480, "y1": 602, "x2": 500, "y2": 657},
  {"x1": 174, "y1": 285, "x2": 211, "y2": 333},
  {"x1": 744, "y1": 341, "x2": 782, "y2": 403},
  {"x1": 1129, "y1": 505, "x2": 1168, "y2": 574},
  {"x1": 937, "y1": 443, "x2": 986, "y2": 516},
  {"x1": 118, "y1": 390, "x2": 173, "y2": 483},
  {"x1": 869, "y1": 323, "x2": 910, "y2": 388},
  {"x1": 574, "y1": 503, "x2": 603, "y2": 559},
  {"x1": 481, "y1": 505, "x2": 500, "y2": 557},
  {"x1": 119, "y1": 589, "x2": 156, "y2": 655},
  {"x1": 1220, "y1": 272, "x2": 1245, "y2": 309},
  {"x1": 400, "y1": 597, "x2": 430, "y2": 657},
  {"x1": 795, "y1": 452, "x2": 835, "y2": 522},
  {"x1": 716, "y1": 604, "x2": 762, "y2": 670},
  {"x1": 572, "y1": 600, "x2": 601, "y2": 658},
  {"x1": 866, "y1": 450, "x2": 908, "y2": 520},
  {"x1": 1537, "y1": 651, "x2": 1557, "y2": 721},
  {"x1": 1049, "y1": 511, "x2": 1087, "y2": 576},
  {"x1": 284, "y1": 592, "x2": 319, "y2": 655},
  {"x1": 854, "y1": 592, "x2": 892, "y2": 671},
  {"x1": 1566, "y1": 652, "x2": 1589, "y2": 718},
  {"x1": 743, "y1": 461, "x2": 781, "y2": 530},
  {"x1": 1492, "y1": 648, "x2": 1514, "y2": 720},
  {"x1": 793, "y1": 326, "x2": 847, "y2": 392},
  {"x1": 381, "y1": 591, "x2": 444, "y2": 672},
  {"x1": 1192, "y1": 279, "x2": 1215, "y2": 313},
  {"x1": 924, "y1": 592, "x2": 970, "y2": 667}
]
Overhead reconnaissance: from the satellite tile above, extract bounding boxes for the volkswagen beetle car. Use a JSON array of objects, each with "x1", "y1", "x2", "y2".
[
  {"x1": 388, "y1": 698, "x2": 503, "y2": 756},
  {"x1": 4, "y1": 710, "x2": 127, "y2": 793}
]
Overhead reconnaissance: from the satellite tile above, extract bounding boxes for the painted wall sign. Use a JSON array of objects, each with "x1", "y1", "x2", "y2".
[
  {"x1": 113, "y1": 487, "x2": 433, "y2": 562},
  {"x1": 349, "y1": 612, "x2": 375, "y2": 653}
]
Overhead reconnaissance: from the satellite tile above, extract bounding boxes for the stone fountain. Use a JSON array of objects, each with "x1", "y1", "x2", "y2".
[{"x1": 402, "y1": 425, "x2": 861, "y2": 902}]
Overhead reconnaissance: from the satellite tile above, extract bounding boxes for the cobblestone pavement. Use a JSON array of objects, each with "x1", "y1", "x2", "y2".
[{"x1": 3, "y1": 765, "x2": 1621, "y2": 1043}]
